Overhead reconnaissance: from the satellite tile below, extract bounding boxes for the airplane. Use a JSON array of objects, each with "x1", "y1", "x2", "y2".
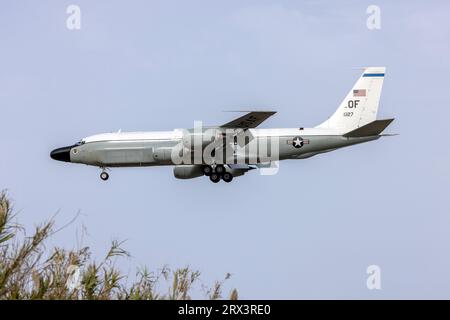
[{"x1": 50, "y1": 67, "x2": 394, "y2": 183}]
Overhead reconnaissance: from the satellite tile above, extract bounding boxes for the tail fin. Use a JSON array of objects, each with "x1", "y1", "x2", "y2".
[{"x1": 317, "y1": 67, "x2": 386, "y2": 132}]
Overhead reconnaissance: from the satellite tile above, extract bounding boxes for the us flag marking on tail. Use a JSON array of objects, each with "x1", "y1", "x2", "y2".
[{"x1": 353, "y1": 89, "x2": 366, "y2": 97}]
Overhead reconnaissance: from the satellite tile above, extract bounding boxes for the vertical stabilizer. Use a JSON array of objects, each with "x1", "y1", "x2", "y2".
[{"x1": 317, "y1": 67, "x2": 385, "y2": 132}]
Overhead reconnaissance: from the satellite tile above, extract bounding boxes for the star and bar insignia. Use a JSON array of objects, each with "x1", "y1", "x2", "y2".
[{"x1": 288, "y1": 136, "x2": 309, "y2": 148}]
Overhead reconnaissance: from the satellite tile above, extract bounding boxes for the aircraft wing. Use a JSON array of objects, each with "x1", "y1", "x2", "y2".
[{"x1": 221, "y1": 111, "x2": 276, "y2": 129}]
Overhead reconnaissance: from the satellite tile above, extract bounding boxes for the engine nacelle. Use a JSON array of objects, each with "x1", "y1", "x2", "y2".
[{"x1": 173, "y1": 165, "x2": 204, "y2": 179}]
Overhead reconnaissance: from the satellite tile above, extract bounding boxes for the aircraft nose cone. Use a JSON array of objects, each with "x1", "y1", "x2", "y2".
[{"x1": 50, "y1": 146, "x2": 72, "y2": 162}]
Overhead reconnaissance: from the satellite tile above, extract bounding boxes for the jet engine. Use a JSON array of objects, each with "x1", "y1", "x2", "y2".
[{"x1": 173, "y1": 165, "x2": 204, "y2": 179}]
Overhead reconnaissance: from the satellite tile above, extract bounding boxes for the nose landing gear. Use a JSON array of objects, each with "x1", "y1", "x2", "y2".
[{"x1": 100, "y1": 170, "x2": 109, "y2": 181}]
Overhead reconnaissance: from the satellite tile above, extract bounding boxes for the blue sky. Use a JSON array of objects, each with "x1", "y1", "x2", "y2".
[{"x1": 1, "y1": 0, "x2": 450, "y2": 298}]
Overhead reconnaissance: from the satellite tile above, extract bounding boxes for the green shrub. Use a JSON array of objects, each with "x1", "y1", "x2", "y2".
[{"x1": 0, "y1": 191, "x2": 237, "y2": 300}]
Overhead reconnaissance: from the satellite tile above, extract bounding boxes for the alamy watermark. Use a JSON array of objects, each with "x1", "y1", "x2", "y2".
[
  {"x1": 66, "y1": 5, "x2": 81, "y2": 30},
  {"x1": 169, "y1": 121, "x2": 280, "y2": 175},
  {"x1": 66, "y1": 265, "x2": 82, "y2": 290},
  {"x1": 366, "y1": 265, "x2": 382, "y2": 290},
  {"x1": 366, "y1": 5, "x2": 381, "y2": 30}
]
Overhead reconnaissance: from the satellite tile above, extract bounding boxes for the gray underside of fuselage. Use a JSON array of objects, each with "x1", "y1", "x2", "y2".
[{"x1": 69, "y1": 135, "x2": 379, "y2": 167}]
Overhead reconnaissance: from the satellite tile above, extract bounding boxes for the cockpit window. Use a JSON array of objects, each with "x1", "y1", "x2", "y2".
[{"x1": 75, "y1": 140, "x2": 85, "y2": 146}]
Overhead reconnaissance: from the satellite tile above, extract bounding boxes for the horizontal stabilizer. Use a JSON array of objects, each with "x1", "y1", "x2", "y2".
[{"x1": 343, "y1": 118, "x2": 394, "y2": 137}]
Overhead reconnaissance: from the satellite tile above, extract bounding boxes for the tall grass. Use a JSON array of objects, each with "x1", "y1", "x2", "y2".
[{"x1": 0, "y1": 191, "x2": 237, "y2": 300}]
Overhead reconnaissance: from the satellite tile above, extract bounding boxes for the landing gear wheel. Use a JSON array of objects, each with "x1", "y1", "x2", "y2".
[
  {"x1": 222, "y1": 172, "x2": 233, "y2": 183},
  {"x1": 215, "y1": 165, "x2": 225, "y2": 174},
  {"x1": 100, "y1": 172, "x2": 109, "y2": 181},
  {"x1": 209, "y1": 173, "x2": 221, "y2": 183},
  {"x1": 202, "y1": 165, "x2": 213, "y2": 176}
]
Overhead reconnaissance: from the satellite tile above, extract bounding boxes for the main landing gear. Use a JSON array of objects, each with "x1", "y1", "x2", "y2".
[
  {"x1": 222, "y1": 172, "x2": 233, "y2": 183},
  {"x1": 203, "y1": 165, "x2": 233, "y2": 183},
  {"x1": 209, "y1": 173, "x2": 221, "y2": 183}
]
